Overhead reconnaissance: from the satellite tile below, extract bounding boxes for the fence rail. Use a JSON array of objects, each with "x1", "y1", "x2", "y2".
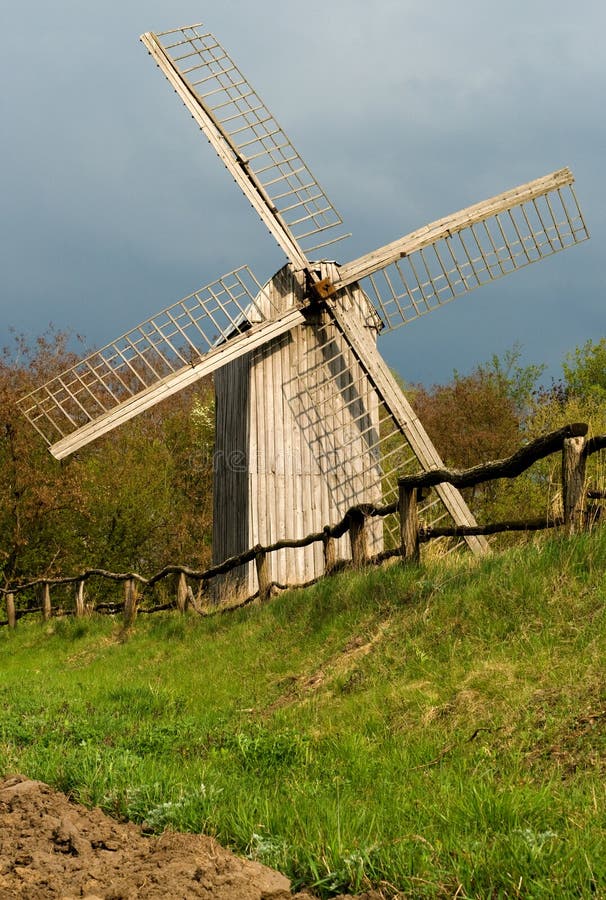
[{"x1": 2, "y1": 423, "x2": 604, "y2": 628}]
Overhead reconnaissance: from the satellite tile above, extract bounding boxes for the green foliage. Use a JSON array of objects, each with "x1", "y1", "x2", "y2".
[
  {"x1": 517, "y1": 339, "x2": 606, "y2": 520},
  {"x1": 563, "y1": 336, "x2": 606, "y2": 401},
  {"x1": 410, "y1": 338, "x2": 606, "y2": 531},
  {"x1": 410, "y1": 345, "x2": 546, "y2": 526},
  {"x1": 3, "y1": 531, "x2": 606, "y2": 896},
  {"x1": 522, "y1": 391, "x2": 606, "y2": 525},
  {"x1": 413, "y1": 343, "x2": 543, "y2": 467},
  {"x1": 74, "y1": 383, "x2": 215, "y2": 575},
  {"x1": 0, "y1": 328, "x2": 87, "y2": 584},
  {"x1": 472, "y1": 341, "x2": 546, "y2": 418},
  {"x1": 0, "y1": 330, "x2": 214, "y2": 594}
]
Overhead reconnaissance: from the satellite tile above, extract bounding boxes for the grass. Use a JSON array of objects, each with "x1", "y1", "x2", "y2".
[{"x1": 2, "y1": 530, "x2": 606, "y2": 897}]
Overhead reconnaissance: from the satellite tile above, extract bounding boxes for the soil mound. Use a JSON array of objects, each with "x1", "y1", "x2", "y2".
[
  {"x1": 0, "y1": 775, "x2": 313, "y2": 899},
  {"x1": 0, "y1": 775, "x2": 382, "y2": 899}
]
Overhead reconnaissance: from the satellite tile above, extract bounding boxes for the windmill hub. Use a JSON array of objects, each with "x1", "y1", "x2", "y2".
[{"x1": 310, "y1": 275, "x2": 338, "y2": 301}]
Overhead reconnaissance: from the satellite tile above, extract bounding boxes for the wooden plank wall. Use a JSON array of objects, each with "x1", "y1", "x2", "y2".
[
  {"x1": 212, "y1": 353, "x2": 251, "y2": 601},
  {"x1": 214, "y1": 265, "x2": 384, "y2": 599}
]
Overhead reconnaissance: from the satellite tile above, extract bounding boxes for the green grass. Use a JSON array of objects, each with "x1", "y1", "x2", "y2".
[{"x1": 2, "y1": 531, "x2": 606, "y2": 897}]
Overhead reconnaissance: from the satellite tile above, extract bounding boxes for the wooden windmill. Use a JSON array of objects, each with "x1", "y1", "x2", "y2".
[{"x1": 19, "y1": 23, "x2": 589, "y2": 598}]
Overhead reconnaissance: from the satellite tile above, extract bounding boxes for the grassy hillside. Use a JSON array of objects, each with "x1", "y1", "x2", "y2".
[{"x1": 2, "y1": 531, "x2": 606, "y2": 897}]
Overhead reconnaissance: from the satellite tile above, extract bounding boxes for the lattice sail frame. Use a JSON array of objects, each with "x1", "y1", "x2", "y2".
[
  {"x1": 142, "y1": 25, "x2": 349, "y2": 259},
  {"x1": 335, "y1": 168, "x2": 589, "y2": 332},
  {"x1": 288, "y1": 327, "x2": 453, "y2": 553},
  {"x1": 18, "y1": 267, "x2": 304, "y2": 458}
]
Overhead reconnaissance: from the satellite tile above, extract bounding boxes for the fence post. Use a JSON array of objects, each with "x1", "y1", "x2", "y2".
[
  {"x1": 41, "y1": 582, "x2": 52, "y2": 621},
  {"x1": 255, "y1": 549, "x2": 271, "y2": 602},
  {"x1": 176, "y1": 572, "x2": 189, "y2": 613},
  {"x1": 6, "y1": 593, "x2": 16, "y2": 629},
  {"x1": 349, "y1": 509, "x2": 369, "y2": 568},
  {"x1": 323, "y1": 527, "x2": 337, "y2": 576},
  {"x1": 123, "y1": 578, "x2": 139, "y2": 627},
  {"x1": 562, "y1": 435, "x2": 587, "y2": 534},
  {"x1": 399, "y1": 483, "x2": 420, "y2": 565},
  {"x1": 75, "y1": 580, "x2": 86, "y2": 617}
]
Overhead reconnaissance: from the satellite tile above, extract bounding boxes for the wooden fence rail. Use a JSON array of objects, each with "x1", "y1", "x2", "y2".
[
  {"x1": 397, "y1": 422, "x2": 593, "y2": 563},
  {"x1": 2, "y1": 423, "x2": 604, "y2": 628}
]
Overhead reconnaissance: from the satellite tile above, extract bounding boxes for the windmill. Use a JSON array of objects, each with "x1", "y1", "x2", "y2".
[{"x1": 19, "y1": 23, "x2": 589, "y2": 599}]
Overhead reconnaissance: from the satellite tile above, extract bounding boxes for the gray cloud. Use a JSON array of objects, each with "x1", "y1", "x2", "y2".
[{"x1": 1, "y1": 1, "x2": 603, "y2": 386}]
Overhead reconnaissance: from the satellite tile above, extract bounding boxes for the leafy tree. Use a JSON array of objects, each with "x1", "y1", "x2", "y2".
[
  {"x1": 0, "y1": 329, "x2": 87, "y2": 586},
  {"x1": 70, "y1": 380, "x2": 215, "y2": 574},
  {"x1": 526, "y1": 338, "x2": 606, "y2": 516},
  {"x1": 410, "y1": 346, "x2": 545, "y2": 524},
  {"x1": 412, "y1": 371, "x2": 519, "y2": 471},
  {"x1": 472, "y1": 342, "x2": 545, "y2": 421},
  {"x1": 0, "y1": 329, "x2": 215, "y2": 595},
  {"x1": 562, "y1": 337, "x2": 606, "y2": 402}
]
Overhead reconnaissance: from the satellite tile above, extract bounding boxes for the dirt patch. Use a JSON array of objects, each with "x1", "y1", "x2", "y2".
[
  {"x1": 267, "y1": 622, "x2": 391, "y2": 713},
  {"x1": 0, "y1": 775, "x2": 382, "y2": 899}
]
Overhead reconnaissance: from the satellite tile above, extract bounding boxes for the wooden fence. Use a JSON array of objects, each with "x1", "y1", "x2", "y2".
[{"x1": 2, "y1": 423, "x2": 605, "y2": 628}]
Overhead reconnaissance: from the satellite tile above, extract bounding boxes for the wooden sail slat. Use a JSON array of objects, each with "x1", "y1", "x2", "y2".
[
  {"x1": 141, "y1": 27, "x2": 349, "y2": 262},
  {"x1": 141, "y1": 33, "x2": 309, "y2": 271},
  {"x1": 18, "y1": 266, "x2": 290, "y2": 450},
  {"x1": 336, "y1": 169, "x2": 582, "y2": 287},
  {"x1": 335, "y1": 171, "x2": 588, "y2": 333},
  {"x1": 531, "y1": 198, "x2": 558, "y2": 253},
  {"x1": 49, "y1": 310, "x2": 305, "y2": 460}
]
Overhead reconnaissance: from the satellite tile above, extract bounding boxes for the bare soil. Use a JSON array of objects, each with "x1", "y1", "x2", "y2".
[{"x1": 0, "y1": 775, "x2": 382, "y2": 900}]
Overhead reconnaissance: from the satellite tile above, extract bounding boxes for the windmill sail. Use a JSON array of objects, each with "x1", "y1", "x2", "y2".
[
  {"x1": 334, "y1": 168, "x2": 589, "y2": 331},
  {"x1": 141, "y1": 26, "x2": 349, "y2": 270},
  {"x1": 18, "y1": 267, "x2": 304, "y2": 459}
]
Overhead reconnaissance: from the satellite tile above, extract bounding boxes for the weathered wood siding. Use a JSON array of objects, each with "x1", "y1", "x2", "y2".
[
  {"x1": 212, "y1": 352, "x2": 251, "y2": 601},
  {"x1": 214, "y1": 265, "x2": 384, "y2": 599}
]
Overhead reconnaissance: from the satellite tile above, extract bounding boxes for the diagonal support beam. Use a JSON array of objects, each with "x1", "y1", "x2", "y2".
[{"x1": 326, "y1": 293, "x2": 489, "y2": 556}]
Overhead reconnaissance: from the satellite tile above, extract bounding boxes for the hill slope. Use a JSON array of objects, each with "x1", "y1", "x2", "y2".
[{"x1": 2, "y1": 531, "x2": 606, "y2": 897}]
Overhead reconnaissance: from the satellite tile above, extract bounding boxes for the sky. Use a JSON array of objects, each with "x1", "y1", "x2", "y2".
[{"x1": 1, "y1": 1, "x2": 604, "y2": 388}]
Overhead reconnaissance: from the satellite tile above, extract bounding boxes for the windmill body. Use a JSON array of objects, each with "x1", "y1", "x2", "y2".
[
  {"x1": 17, "y1": 23, "x2": 590, "y2": 597},
  {"x1": 214, "y1": 264, "x2": 384, "y2": 599}
]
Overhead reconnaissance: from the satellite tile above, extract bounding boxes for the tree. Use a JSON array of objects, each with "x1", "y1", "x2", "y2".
[
  {"x1": 69, "y1": 378, "x2": 216, "y2": 575},
  {"x1": 473, "y1": 343, "x2": 545, "y2": 422},
  {"x1": 409, "y1": 346, "x2": 545, "y2": 523},
  {"x1": 526, "y1": 338, "x2": 606, "y2": 514},
  {"x1": 562, "y1": 337, "x2": 606, "y2": 402},
  {"x1": 0, "y1": 329, "x2": 87, "y2": 586},
  {"x1": 0, "y1": 328, "x2": 215, "y2": 594}
]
